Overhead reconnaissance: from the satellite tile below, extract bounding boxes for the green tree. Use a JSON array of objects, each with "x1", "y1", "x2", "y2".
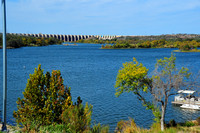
[
  {"x1": 7, "y1": 38, "x2": 21, "y2": 48},
  {"x1": 151, "y1": 54, "x2": 190, "y2": 130},
  {"x1": 13, "y1": 64, "x2": 73, "y2": 130},
  {"x1": 115, "y1": 54, "x2": 191, "y2": 131},
  {"x1": 178, "y1": 42, "x2": 191, "y2": 51},
  {"x1": 115, "y1": 58, "x2": 160, "y2": 121}
]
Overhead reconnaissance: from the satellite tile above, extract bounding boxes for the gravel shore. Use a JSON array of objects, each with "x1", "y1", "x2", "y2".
[{"x1": 0, "y1": 124, "x2": 17, "y2": 133}]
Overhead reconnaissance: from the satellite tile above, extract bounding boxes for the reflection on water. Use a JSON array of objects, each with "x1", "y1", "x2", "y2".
[
  {"x1": 171, "y1": 104, "x2": 199, "y2": 122},
  {"x1": 181, "y1": 109, "x2": 199, "y2": 114},
  {"x1": 0, "y1": 44, "x2": 200, "y2": 131}
]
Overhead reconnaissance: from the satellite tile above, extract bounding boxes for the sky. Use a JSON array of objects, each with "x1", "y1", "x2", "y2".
[{"x1": 0, "y1": 0, "x2": 200, "y2": 35}]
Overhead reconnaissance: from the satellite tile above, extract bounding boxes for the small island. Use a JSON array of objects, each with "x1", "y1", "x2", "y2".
[
  {"x1": 173, "y1": 44, "x2": 200, "y2": 52},
  {"x1": 173, "y1": 49, "x2": 200, "y2": 52}
]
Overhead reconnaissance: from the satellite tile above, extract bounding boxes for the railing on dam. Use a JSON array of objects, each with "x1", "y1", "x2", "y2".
[{"x1": 8, "y1": 33, "x2": 117, "y2": 42}]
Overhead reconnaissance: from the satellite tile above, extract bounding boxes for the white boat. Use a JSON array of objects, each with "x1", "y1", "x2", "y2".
[
  {"x1": 172, "y1": 90, "x2": 200, "y2": 105},
  {"x1": 180, "y1": 104, "x2": 200, "y2": 110}
]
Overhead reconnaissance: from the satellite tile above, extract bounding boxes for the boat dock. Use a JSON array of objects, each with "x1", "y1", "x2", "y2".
[
  {"x1": 172, "y1": 101, "x2": 200, "y2": 105},
  {"x1": 172, "y1": 90, "x2": 200, "y2": 107}
]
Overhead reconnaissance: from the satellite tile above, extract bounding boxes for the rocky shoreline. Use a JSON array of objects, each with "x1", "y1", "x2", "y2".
[{"x1": 0, "y1": 124, "x2": 18, "y2": 133}]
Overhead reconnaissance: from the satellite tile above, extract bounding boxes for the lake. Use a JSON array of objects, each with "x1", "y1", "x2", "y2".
[{"x1": 0, "y1": 43, "x2": 200, "y2": 131}]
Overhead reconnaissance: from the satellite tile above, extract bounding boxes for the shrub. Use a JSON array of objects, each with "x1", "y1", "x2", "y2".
[
  {"x1": 13, "y1": 64, "x2": 73, "y2": 131},
  {"x1": 61, "y1": 99, "x2": 93, "y2": 133},
  {"x1": 150, "y1": 122, "x2": 161, "y2": 132},
  {"x1": 178, "y1": 42, "x2": 191, "y2": 51},
  {"x1": 91, "y1": 123, "x2": 109, "y2": 133},
  {"x1": 13, "y1": 64, "x2": 108, "y2": 133},
  {"x1": 196, "y1": 117, "x2": 200, "y2": 125},
  {"x1": 115, "y1": 118, "x2": 140, "y2": 133},
  {"x1": 39, "y1": 124, "x2": 68, "y2": 133},
  {"x1": 183, "y1": 121, "x2": 195, "y2": 127},
  {"x1": 104, "y1": 44, "x2": 112, "y2": 48},
  {"x1": 169, "y1": 119, "x2": 177, "y2": 127}
]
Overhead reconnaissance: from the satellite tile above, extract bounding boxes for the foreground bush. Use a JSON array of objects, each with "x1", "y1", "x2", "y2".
[
  {"x1": 13, "y1": 65, "x2": 73, "y2": 130},
  {"x1": 115, "y1": 118, "x2": 147, "y2": 133},
  {"x1": 91, "y1": 123, "x2": 109, "y2": 133},
  {"x1": 197, "y1": 117, "x2": 200, "y2": 125},
  {"x1": 183, "y1": 121, "x2": 196, "y2": 127},
  {"x1": 13, "y1": 65, "x2": 92, "y2": 132},
  {"x1": 24, "y1": 123, "x2": 109, "y2": 133},
  {"x1": 62, "y1": 99, "x2": 92, "y2": 132},
  {"x1": 115, "y1": 118, "x2": 200, "y2": 133}
]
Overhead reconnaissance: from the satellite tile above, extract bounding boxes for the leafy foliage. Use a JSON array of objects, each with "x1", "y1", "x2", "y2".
[
  {"x1": 101, "y1": 39, "x2": 200, "y2": 49},
  {"x1": 13, "y1": 65, "x2": 97, "y2": 132},
  {"x1": 13, "y1": 65, "x2": 73, "y2": 130},
  {"x1": 115, "y1": 58, "x2": 160, "y2": 121},
  {"x1": 115, "y1": 54, "x2": 192, "y2": 131},
  {"x1": 61, "y1": 100, "x2": 93, "y2": 133},
  {"x1": 115, "y1": 58, "x2": 150, "y2": 96},
  {"x1": 39, "y1": 124, "x2": 68, "y2": 133},
  {"x1": 90, "y1": 123, "x2": 109, "y2": 133},
  {"x1": 183, "y1": 121, "x2": 195, "y2": 127},
  {"x1": 196, "y1": 117, "x2": 200, "y2": 125},
  {"x1": 168, "y1": 119, "x2": 177, "y2": 127},
  {"x1": 115, "y1": 118, "x2": 146, "y2": 133}
]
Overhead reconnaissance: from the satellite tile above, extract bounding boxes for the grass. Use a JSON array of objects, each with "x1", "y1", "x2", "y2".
[
  {"x1": 1, "y1": 120, "x2": 200, "y2": 133},
  {"x1": 139, "y1": 124, "x2": 200, "y2": 133},
  {"x1": 115, "y1": 119, "x2": 200, "y2": 133}
]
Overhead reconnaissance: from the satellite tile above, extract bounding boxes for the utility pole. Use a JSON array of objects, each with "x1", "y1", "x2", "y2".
[{"x1": 1, "y1": 0, "x2": 7, "y2": 131}]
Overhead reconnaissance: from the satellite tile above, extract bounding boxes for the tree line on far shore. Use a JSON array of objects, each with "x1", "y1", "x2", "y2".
[
  {"x1": 0, "y1": 34, "x2": 63, "y2": 48},
  {"x1": 101, "y1": 39, "x2": 200, "y2": 51},
  {"x1": 76, "y1": 34, "x2": 200, "y2": 51}
]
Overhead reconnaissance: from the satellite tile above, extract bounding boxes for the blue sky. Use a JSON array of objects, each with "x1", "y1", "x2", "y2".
[{"x1": 1, "y1": 0, "x2": 200, "y2": 35}]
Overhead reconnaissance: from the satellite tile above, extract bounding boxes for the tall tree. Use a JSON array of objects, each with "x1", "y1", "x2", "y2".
[
  {"x1": 151, "y1": 54, "x2": 190, "y2": 130},
  {"x1": 115, "y1": 54, "x2": 191, "y2": 131}
]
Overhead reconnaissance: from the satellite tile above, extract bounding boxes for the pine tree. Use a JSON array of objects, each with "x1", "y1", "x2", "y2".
[{"x1": 13, "y1": 64, "x2": 72, "y2": 129}]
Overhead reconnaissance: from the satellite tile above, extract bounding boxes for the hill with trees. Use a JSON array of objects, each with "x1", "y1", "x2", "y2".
[{"x1": 0, "y1": 33, "x2": 63, "y2": 49}]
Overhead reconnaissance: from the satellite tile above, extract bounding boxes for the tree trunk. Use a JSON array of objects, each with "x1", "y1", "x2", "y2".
[
  {"x1": 160, "y1": 104, "x2": 165, "y2": 131},
  {"x1": 160, "y1": 98, "x2": 168, "y2": 131}
]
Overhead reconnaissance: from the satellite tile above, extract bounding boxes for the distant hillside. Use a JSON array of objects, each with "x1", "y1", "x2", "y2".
[
  {"x1": 0, "y1": 33, "x2": 62, "y2": 48},
  {"x1": 117, "y1": 34, "x2": 200, "y2": 41}
]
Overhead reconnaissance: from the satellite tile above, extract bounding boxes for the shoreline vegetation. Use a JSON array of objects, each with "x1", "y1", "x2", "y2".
[
  {"x1": 0, "y1": 33, "x2": 63, "y2": 49},
  {"x1": 63, "y1": 43, "x2": 78, "y2": 46},
  {"x1": 1, "y1": 119, "x2": 200, "y2": 132},
  {"x1": 173, "y1": 49, "x2": 200, "y2": 52},
  {"x1": 77, "y1": 34, "x2": 200, "y2": 52},
  {"x1": 100, "y1": 40, "x2": 200, "y2": 52}
]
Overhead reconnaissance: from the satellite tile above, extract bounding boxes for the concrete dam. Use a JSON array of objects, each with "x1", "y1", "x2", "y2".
[{"x1": 8, "y1": 33, "x2": 117, "y2": 42}]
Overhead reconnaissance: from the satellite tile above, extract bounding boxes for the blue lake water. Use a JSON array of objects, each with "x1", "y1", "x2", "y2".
[{"x1": 0, "y1": 43, "x2": 200, "y2": 131}]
